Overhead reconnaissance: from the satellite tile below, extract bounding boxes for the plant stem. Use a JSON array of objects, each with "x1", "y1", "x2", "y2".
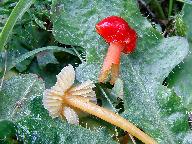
[
  {"x1": 0, "y1": 0, "x2": 36, "y2": 51},
  {"x1": 65, "y1": 96, "x2": 157, "y2": 144},
  {"x1": 72, "y1": 47, "x2": 85, "y2": 63},
  {"x1": 0, "y1": 50, "x2": 7, "y2": 90},
  {"x1": 0, "y1": 46, "x2": 76, "y2": 77},
  {"x1": 98, "y1": 86, "x2": 117, "y2": 112},
  {"x1": 150, "y1": 0, "x2": 166, "y2": 19},
  {"x1": 168, "y1": 0, "x2": 174, "y2": 17},
  {"x1": 8, "y1": 46, "x2": 75, "y2": 71}
]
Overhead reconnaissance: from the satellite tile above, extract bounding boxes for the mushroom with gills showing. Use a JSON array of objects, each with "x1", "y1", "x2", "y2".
[
  {"x1": 43, "y1": 65, "x2": 157, "y2": 144},
  {"x1": 96, "y1": 16, "x2": 137, "y2": 84}
]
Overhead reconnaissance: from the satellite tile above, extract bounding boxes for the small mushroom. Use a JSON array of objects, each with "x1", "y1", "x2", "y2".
[
  {"x1": 43, "y1": 64, "x2": 96, "y2": 125},
  {"x1": 43, "y1": 65, "x2": 156, "y2": 144},
  {"x1": 96, "y1": 16, "x2": 137, "y2": 84}
]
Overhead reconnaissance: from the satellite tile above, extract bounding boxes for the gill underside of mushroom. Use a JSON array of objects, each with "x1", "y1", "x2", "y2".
[
  {"x1": 43, "y1": 65, "x2": 96, "y2": 124},
  {"x1": 43, "y1": 65, "x2": 156, "y2": 144}
]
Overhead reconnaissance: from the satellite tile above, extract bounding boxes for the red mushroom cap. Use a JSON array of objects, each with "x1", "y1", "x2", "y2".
[{"x1": 96, "y1": 16, "x2": 137, "y2": 54}]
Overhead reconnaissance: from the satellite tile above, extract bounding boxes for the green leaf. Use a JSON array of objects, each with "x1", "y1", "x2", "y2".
[
  {"x1": 123, "y1": 85, "x2": 192, "y2": 143},
  {"x1": 27, "y1": 47, "x2": 80, "y2": 88},
  {"x1": 76, "y1": 62, "x2": 100, "y2": 83},
  {"x1": 9, "y1": 46, "x2": 75, "y2": 71},
  {"x1": 183, "y1": 4, "x2": 192, "y2": 40},
  {"x1": 174, "y1": 14, "x2": 187, "y2": 37},
  {"x1": 0, "y1": 48, "x2": 33, "y2": 74},
  {"x1": 0, "y1": 0, "x2": 36, "y2": 51},
  {"x1": 0, "y1": 74, "x2": 116, "y2": 143},
  {"x1": 11, "y1": 21, "x2": 50, "y2": 49},
  {"x1": 80, "y1": 115, "x2": 116, "y2": 135},
  {"x1": 0, "y1": 74, "x2": 45, "y2": 120},
  {"x1": 177, "y1": 0, "x2": 192, "y2": 5},
  {"x1": 51, "y1": 0, "x2": 156, "y2": 63},
  {"x1": 148, "y1": 0, "x2": 166, "y2": 19},
  {"x1": 51, "y1": 0, "x2": 191, "y2": 143},
  {"x1": 0, "y1": 46, "x2": 75, "y2": 76},
  {"x1": 34, "y1": 15, "x2": 47, "y2": 30},
  {"x1": 18, "y1": 96, "x2": 113, "y2": 144},
  {"x1": 167, "y1": 4, "x2": 192, "y2": 110},
  {"x1": 10, "y1": 48, "x2": 33, "y2": 72},
  {"x1": 30, "y1": 0, "x2": 52, "y2": 19},
  {"x1": 15, "y1": 50, "x2": 33, "y2": 72},
  {"x1": 36, "y1": 50, "x2": 59, "y2": 69},
  {"x1": 0, "y1": 120, "x2": 17, "y2": 144},
  {"x1": 16, "y1": 116, "x2": 116, "y2": 144},
  {"x1": 111, "y1": 78, "x2": 124, "y2": 99},
  {"x1": 120, "y1": 37, "x2": 190, "y2": 143},
  {"x1": 28, "y1": 60, "x2": 58, "y2": 88},
  {"x1": 0, "y1": 51, "x2": 6, "y2": 73}
]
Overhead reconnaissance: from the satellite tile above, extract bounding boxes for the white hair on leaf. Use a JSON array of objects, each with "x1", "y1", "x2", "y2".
[
  {"x1": 42, "y1": 64, "x2": 96, "y2": 124},
  {"x1": 63, "y1": 107, "x2": 79, "y2": 125}
]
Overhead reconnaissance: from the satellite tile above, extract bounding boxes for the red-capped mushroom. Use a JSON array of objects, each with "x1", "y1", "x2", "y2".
[{"x1": 96, "y1": 16, "x2": 137, "y2": 84}]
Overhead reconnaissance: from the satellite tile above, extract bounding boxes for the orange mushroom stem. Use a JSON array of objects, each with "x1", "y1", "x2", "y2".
[
  {"x1": 96, "y1": 16, "x2": 137, "y2": 84},
  {"x1": 99, "y1": 42, "x2": 124, "y2": 84}
]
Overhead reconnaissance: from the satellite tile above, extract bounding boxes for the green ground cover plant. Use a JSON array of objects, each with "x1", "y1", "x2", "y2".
[{"x1": 0, "y1": 0, "x2": 192, "y2": 143}]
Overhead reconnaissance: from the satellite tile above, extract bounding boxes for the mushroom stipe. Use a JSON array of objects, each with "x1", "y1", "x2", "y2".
[
  {"x1": 43, "y1": 65, "x2": 157, "y2": 144},
  {"x1": 96, "y1": 16, "x2": 137, "y2": 84}
]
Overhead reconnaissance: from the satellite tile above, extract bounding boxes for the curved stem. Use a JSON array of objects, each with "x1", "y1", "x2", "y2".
[
  {"x1": 65, "y1": 96, "x2": 157, "y2": 144},
  {"x1": 0, "y1": 0, "x2": 35, "y2": 51},
  {"x1": 0, "y1": 46, "x2": 76, "y2": 78},
  {"x1": 99, "y1": 42, "x2": 123, "y2": 84},
  {"x1": 9, "y1": 46, "x2": 75, "y2": 71},
  {"x1": 168, "y1": 0, "x2": 173, "y2": 17},
  {"x1": 150, "y1": 0, "x2": 165, "y2": 19}
]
